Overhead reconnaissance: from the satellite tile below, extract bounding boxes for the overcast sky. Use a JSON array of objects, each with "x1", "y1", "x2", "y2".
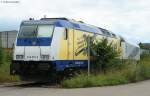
[{"x1": 0, "y1": 0, "x2": 150, "y2": 43}]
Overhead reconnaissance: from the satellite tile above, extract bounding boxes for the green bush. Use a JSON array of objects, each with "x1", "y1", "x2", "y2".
[{"x1": 85, "y1": 37, "x2": 119, "y2": 73}]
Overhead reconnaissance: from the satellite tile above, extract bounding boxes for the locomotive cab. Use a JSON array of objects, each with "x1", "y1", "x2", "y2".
[{"x1": 11, "y1": 20, "x2": 57, "y2": 75}]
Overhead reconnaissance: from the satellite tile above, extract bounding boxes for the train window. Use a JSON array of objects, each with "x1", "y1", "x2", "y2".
[
  {"x1": 104, "y1": 32, "x2": 110, "y2": 36},
  {"x1": 100, "y1": 28, "x2": 111, "y2": 36},
  {"x1": 18, "y1": 25, "x2": 37, "y2": 38},
  {"x1": 112, "y1": 33, "x2": 116, "y2": 38},
  {"x1": 101, "y1": 30, "x2": 105, "y2": 35},
  {"x1": 64, "y1": 29, "x2": 68, "y2": 40},
  {"x1": 38, "y1": 25, "x2": 54, "y2": 37},
  {"x1": 120, "y1": 41, "x2": 122, "y2": 47}
]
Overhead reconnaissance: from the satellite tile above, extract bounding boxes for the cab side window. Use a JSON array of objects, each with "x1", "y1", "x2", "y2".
[{"x1": 64, "y1": 29, "x2": 68, "y2": 40}]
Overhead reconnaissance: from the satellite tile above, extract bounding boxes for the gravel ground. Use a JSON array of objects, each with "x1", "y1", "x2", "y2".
[{"x1": 0, "y1": 80, "x2": 150, "y2": 96}]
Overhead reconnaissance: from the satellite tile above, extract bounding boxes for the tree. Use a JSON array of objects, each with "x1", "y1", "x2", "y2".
[
  {"x1": 85, "y1": 36, "x2": 119, "y2": 73},
  {"x1": 139, "y1": 42, "x2": 144, "y2": 49}
]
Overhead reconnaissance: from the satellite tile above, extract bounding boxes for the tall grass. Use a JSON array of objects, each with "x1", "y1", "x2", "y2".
[
  {"x1": 62, "y1": 55, "x2": 150, "y2": 88},
  {"x1": 62, "y1": 73, "x2": 129, "y2": 88},
  {"x1": 136, "y1": 54, "x2": 150, "y2": 81},
  {"x1": 0, "y1": 49, "x2": 20, "y2": 83}
]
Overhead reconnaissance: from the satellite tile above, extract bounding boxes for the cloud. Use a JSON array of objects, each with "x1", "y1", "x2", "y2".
[{"x1": 0, "y1": 0, "x2": 150, "y2": 43}]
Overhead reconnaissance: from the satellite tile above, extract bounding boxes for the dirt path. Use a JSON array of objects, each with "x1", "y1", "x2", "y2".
[{"x1": 0, "y1": 80, "x2": 150, "y2": 96}]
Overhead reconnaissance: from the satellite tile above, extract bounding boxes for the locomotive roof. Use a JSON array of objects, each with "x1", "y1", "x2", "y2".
[{"x1": 22, "y1": 18, "x2": 118, "y2": 38}]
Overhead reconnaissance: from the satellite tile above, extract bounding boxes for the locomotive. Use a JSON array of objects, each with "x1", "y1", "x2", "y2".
[{"x1": 10, "y1": 18, "x2": 140, "y2": 80}]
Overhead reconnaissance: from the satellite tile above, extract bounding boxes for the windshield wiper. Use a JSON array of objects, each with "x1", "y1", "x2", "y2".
[{"x1": 33, "y1": 26, "x2": 40, "y2": 45}]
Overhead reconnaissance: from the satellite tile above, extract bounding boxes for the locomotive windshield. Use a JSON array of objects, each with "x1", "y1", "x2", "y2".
[{"x1": 18, "y1": 25, "x2": 54, "y2": 38}]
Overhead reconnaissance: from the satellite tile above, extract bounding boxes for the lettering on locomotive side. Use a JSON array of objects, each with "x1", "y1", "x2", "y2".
[
  {"x1": 75, "y1": 61, "x2": 84, "y2": 65},
  {"x1": 27, "y1": 56, "x2": 38, "y2": 59}
]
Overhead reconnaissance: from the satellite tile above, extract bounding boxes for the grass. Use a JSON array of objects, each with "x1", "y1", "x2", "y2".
[
  {"x1": 0, "y1": 49, "x2": 20, "y2": 83},
  {"x1": 136, "y1": 54, "x2": 150, "y2": 81},
  {"x1": 61, "y1": 55, "x2": 150, "y2": 88},
  {"x1": 62, "y1": 73, "x2": 129, "y2": 88}
]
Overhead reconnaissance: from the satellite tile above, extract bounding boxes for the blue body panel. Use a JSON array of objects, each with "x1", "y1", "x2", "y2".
[
  {"x1": 52, "y1": 60, "x2": 88, "y2": 71},
  {"x1": 55, "y1": 20, "x2": 101, "y2": 33},
  {"x1": 17, "y1": 37, "x2": 52, "y2": 46}
]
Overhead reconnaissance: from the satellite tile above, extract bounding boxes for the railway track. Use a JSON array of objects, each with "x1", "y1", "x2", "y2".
[{"x1": 0, "y1": 81, "x2": 59, "y2": 88}]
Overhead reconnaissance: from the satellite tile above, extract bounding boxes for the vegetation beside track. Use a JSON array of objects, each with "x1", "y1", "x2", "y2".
[
  {"x1": 0, "y1": 48, "x2": 20, "y2": 83},
  {"x1": 61, "y1": 54, "x2": 150, "y2": 88}
]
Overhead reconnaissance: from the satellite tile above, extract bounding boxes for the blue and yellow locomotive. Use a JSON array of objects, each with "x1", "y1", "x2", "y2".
[{"x1": 10, "y1": 18, "x2": 140, "y2": 80}]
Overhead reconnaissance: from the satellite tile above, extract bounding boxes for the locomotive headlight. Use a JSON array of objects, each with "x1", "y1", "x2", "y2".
[
  {"x1": 41, "y1": 55, "x2": 49, "y2": 60},
  {"x1": 16, "y1": 55, "x2": 24, "y2": 59}
]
